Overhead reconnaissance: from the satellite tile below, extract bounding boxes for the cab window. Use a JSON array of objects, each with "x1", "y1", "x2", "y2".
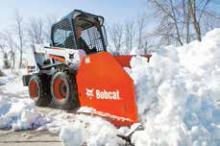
[{"x1": 52, "y1": 19, "x2": 75, "y2": 48}]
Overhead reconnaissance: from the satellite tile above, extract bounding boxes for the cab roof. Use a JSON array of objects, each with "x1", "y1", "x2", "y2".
[{"x1": 54, "y1": 9, "x2": 105, "y2": 27}]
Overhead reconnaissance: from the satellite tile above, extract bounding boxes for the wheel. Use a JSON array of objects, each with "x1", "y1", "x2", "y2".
[
  {"x1": 28, "y1": 75, "x2": 51, "y2": 106},
  {"x1": 50, "y1": 71, "x2": 79, "y2": 110}
]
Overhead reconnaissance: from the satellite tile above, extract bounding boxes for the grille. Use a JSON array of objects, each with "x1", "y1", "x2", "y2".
[{"x1": 81, "y1": 26, "x2": 104, "y2": 52}]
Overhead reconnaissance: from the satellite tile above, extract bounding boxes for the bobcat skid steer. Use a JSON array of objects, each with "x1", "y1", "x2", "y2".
[{"x1": 22, "y1": 10, "x2": 151, "y2": 127}]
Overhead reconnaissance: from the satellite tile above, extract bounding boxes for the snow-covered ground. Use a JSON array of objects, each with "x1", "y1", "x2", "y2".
[
  {"x1": 0, "y1": 29, "x2": 220, "y2": 146},
  {"x1": 0, "y1": 70, "x2": 16, "y2": 86}
]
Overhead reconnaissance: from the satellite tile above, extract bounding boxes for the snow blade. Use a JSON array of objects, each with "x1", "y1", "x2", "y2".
[
  {"x1": 76, "y1": 52, "x2": 138, "y2": 126},
  {"x1": 114, "y1": 55, "x2": 133, "y2": 67}
]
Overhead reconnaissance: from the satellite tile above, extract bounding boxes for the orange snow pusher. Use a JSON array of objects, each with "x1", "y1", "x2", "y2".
[{"x1": 22, "y1": 10, "x2": 151, "y2": 127}]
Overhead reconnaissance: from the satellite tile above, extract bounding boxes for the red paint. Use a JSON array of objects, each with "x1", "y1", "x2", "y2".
[
  {"x1": 29, "y1": 80, "x2": 39, "y2": 98},
  {"x1": 76, "y1": 52, "x2": 138, "y2": 126},
  {"x1": 53, "y1": 78, "x2": 66, "y2": 101}
]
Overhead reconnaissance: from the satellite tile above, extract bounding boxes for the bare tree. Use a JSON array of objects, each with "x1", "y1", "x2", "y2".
[
  {"x1": 182, "y1": 0, "x2": 191, "y2": 43},
  {"x1": 201, "y1": 11, "x2": 220, "y2": 33},
  {"x1": 108, "y1": 23, "x2": 124, "y2": 55},
  {"x1": 137, "y1": 14, "x2": 146, "y2": 50},
  {"x1": 148, "y1": 0, "x2": 214, "y2": 45},
  {"x1": 3, "y1": 31, "x2": 16, "y2": 69},
  {"x1": 27, "y1": 17, "x2": 45, "y2": 47},
  {"x1": 44, "y1": 15, "x2": 57, "y2": 43},
  {"x1": 0, "y1": 33, "x2": 11, "y2": 69},
  {"x1": 169, "y1": 0, "x2": 184, "y2": 45},
  {"x1": 187, "y1": 0, "x2": 201, "y2": 41},
  {"x1": 149, "y1": 0, "x2": 184, "y2": 45},
  {"x1": 124, "y1": 20, "x2": 136, "y2": 53},
  {"x1": 187, "y1": 0, "x2": 211, "y2": 41},
  {"x1": 15, "y1": 11, "x2": 25, "y2": 68}
]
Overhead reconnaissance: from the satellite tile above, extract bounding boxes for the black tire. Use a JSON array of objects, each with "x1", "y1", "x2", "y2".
[
  {"x1": 50, "y1": 71, "x2": 79, "y2": 110},
  {"x1": 28, "y1": 75, "x2": 51, "y2": 106}
]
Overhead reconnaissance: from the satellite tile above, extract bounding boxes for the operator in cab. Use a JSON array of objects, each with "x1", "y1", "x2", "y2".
[{"x1": 75, "y1": 26, "x2": 97, "y2": 54}]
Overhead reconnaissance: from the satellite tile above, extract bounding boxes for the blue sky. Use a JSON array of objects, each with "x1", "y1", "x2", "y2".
[{"x1": 0, "y1": 0, "x2": 146, "y2": 30}]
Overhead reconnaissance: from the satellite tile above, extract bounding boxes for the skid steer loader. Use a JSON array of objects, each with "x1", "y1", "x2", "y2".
[{"x1": 22, "y1": 10, "x2": 151, "y2": 126}]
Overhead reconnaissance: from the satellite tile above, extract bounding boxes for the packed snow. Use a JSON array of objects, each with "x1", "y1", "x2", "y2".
[{"x1": 0, "y1": 29, "x2": 220, "y2": 146}]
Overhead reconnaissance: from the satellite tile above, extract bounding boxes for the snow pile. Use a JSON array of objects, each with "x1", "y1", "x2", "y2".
[
  {"x1": 0, "y1": 96, "x2": 50, "y2": 130},
  {"x1": 128, "y1": 28, "x2": 220, "y2": 146},
  {"x1": 59, "y1": 114, "x2": 125, "y2": 146},
  {"x1": 2, "y1": 77, "x2": 27, "y2": 94},
  {"x1": 42, "y1": 107, "x2": 125, "y2": 146},
  {"x1": 0, "y1": 70, "x2": 29, "y2": 94},
  {"x1": 0, "y1": 70, "x2": 15, "y2": 86},
  {"x1": 0, "y1": 76, "x2": 13, "y2": 85}
]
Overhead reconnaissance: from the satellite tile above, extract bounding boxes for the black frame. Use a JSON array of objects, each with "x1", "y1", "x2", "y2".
[{"x1": 51, "y1": 9, "x2": 107, "y2": 51}]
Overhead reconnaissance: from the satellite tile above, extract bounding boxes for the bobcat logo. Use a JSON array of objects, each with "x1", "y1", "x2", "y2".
[
  {"x1": 85, "y1": 88, "x2": 120, "y2": 100},
  {"x1": 86, "y1": 88, "x2": 94, "y2": 99}
]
